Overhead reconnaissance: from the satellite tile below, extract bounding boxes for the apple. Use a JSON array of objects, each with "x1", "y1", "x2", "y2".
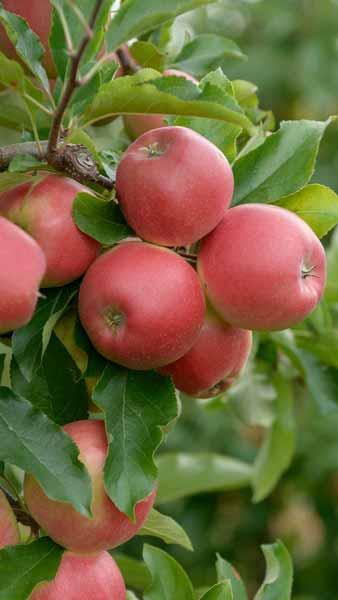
[
  {"x1": 0, "y1": 489, "x2": 20, "y2": 549},
  {"x1": 116, "y1": 126, "x2": 234, "y2": 246},
  {"x1": 0, "y1": 175, "x2": 100, "y2": 287},
  {"x1": 24, "y1": 419, "x2": 156, "y2": 553},
  {"x1": 29, "y1": 551, "x2": 126, "y2": 599},
  {"x1": 0, "y1": 1, "x2": 56, "y2": 77},
  {"x1": 0, "y1": 217, "x2": 46, "y2": 333},
  {"x1": 78, "y1": 241, "x2": 206, "y2": 369},
  {"x1": 123, "y1": 69, "x2": 198, "y2": 139},
  {"x1": 198, "y1": 203, "x2": 326, "y2": 331},
  {"x1": 159, "y1": 310, "x2": 252, "y2": 397}
]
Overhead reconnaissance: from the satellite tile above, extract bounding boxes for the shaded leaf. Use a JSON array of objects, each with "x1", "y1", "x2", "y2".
[
  {"x1": 143, "y1": 544, "x2": 195, "y2": 600},
  {"x1": 216, "y1": 555, "x2": 248, "y2": 600},
  {"x1": 173, "y1": 34, "x2": 246, "y2": 77},
  {"x1": 73, "y1": 193, "x2": 132, "y2": 245},
  {"x1": 114, "y1": 553, "x2": 152, "y2": 592},
  {"x1": 139, "y1": 508, "x2": 193, "y2": 550}
]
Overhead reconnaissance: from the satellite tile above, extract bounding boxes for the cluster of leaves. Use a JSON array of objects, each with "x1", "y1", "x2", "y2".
[{"x1": 1, "y1": 0, "x2": 338, "y2": 598}]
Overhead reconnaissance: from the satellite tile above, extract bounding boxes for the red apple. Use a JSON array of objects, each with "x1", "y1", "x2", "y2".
[
  {"x1": 24, "y1": 420, "x2": 156, "y2": 553},
  {"x1": 0, "y1": 0, "x2": 56, "y2": 77},
  {"x1": 0, "y1": 489, "x2": 20, "y2": 549},
  {"x1": 0, "y1": 175, "x2": 100, "y2": 287},
  {"x1": 159, "y1": 311, "x2": 252, "y2": 397},
  {"x1": 198, "y1": 203, "x2": 326, "y2": 331},
  {"x1": 78, "y1": 241, "x2": 206, "y2": 369},
  {"x1": 29, "y1": 551, "x2": 126, "y2": 599},
  {"x1": 116, "y1": 126, "x2": 234, "y2": 246},
  {"x1": 123, "y1": 69, "x2": 198, "y2": 139},
  {"x1": 0, "y1": 217, "x2": 46, "y2": 333}
]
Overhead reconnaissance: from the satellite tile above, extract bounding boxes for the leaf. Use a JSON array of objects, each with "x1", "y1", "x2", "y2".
[
  {"x1": 0, "y1": 8, "x2": 49, "y2": 92},
  {"x1": 0, "y1": 387, "x2": 92, "y2": 517},
  {"x1": 8, "y1": 154, "x2": 45, "y2": 173},
  {"x1": 254, "y1": 541, "x2": 293, "y2": 600},
  {"x1": 130, "y1": 41, "x2": 166, "y2": 71},
  {"x1": 0, "y1": 52, "x2": 45, "y2": 114},
  {"x1": 200, "y1": 582, "x2": 233, "y2": 600},
  {"x1": 233, "y1": 120, "x2": 331, "y2": 205},
  {"x1": 113, "y1": 553, "x2": 152, "y2": 592},
  {"x1": 143, "y1": 544, "x2": 195, "y2": 600},
  {"x1": 12, "y1": 282, "x2": 78, "y2": 381},
  {"x1": 156, "y1": 453, "x2": 252, "y2": 503},
  {"x1": 139, "y1": 508, "x2": 193, "y2": 550},
  {"x1": 106, "y1": 0, "x2": 218, "y2": 52},
  {"x1": 276, "y1": 184, "x2": 338, "y2": 238},
  {"x1": 252, "y1": 374, "x2": 295, "y2": 502},
  {"x1": 174, "y1": 116, "x2": 241, "y2": 162},
  {"x1": 72, "y1": 193, "x2": 132, "y2": 245},
  {"x1": 83, "y1": 68, "x2": 254, "y2": 133},
  {"x1": 92, "y1": 364, "x2": 178, "y2": 518},
  {"x1": 11, "y1": 333, "x2": 88, "y2": 426},
  {"x1": 0, "y1": 342, "x2": 11, "y2": 387},
  {"x1": 294, "y1": 330, "x2": 338, "y2": 368},
  {"x1": 228, "y1": 368, "x2": 277, "y2": 428},
  {"x1": 216, "y1": 555, "x2": 248, "y2": 600},
  {"x1": 172, "y1": 34, "x2": 246, "y2": 78},
  {"x1": 0, "y1": 538, "x2": 62, "y2": 600}
]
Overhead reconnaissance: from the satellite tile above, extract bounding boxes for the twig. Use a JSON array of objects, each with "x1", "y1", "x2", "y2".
[
  {"x1": 47, "y1": 0, "x2": 104, "y2": 158},
  {"x1": 116, "y1": 46, "x2": 139, "y2": 74},
  {"x1": 4, "y1": 490, "x2": 40, "y2": 538},
  {"x1": 0, "y1": 141, "x2": 48, "y2": 171}
]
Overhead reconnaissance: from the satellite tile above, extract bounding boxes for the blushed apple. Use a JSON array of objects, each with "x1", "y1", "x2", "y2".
[
  {"x1": 116, "y1": 126, "x2": 234, "y2": 246},
  {"x1": 198, "y1": 203, "x2": 326, "y2": 331}
]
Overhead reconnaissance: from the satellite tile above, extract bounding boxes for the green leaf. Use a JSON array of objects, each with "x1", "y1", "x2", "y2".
[
  {"x1": 233, "y1": 120, "x2": 331, "y2": 205},
  {"x1": 139, "y1": 508, "x2": 193, "y2": 550},
  {"x1": 8, "y1": 154, "x2": 45, "y2": 173},
  {"x1": 143, "y1": 544, "x2": 195, "y2": 600},
  {"x1": 276, "y1": 183, "x2": 338, "y2": 238},
  {"x1": 254, "y1": 541, "x2": 293, "y2": 600},
  {"x1": 12, "y1": 282, "x2": 78, "y2": 382},
  {"x1": 114, "y1": 553, "x2": 152, "y2": 592},
  {"x1": 130, "y1": 41, "x2": 166, "y2": 71},
  {"x1": 172, "y1": 34, "x2": 246, "y2": 78},
  {"x1": 200, "y1": 582, "x2": 233, "y2": 600},
  {"x1": 228, "y1": 368, "x2": 276, "y2": 428},
  {"x1": 83, "y1": 68, "x2": 254, "y2": 133},
  {"x1": 0, "y1": 342, "x2": 11, "y2": 388},
  {"x1": 0, "y1": 8, "x2": 49, "y2": 92},
  {"x1": 156, "y1": 453, "x2": 252, "y2": 503},
  {"x1": 0, "y1": 387, "x2": 92, "y2": 517},
  {"x1": 216, "y1": 555, "x2": 248, "y2": 600},
  {"x1": 11, "y1": 333, "x2": 88, "y2": 426},
  {"x1": 92, "y1": 364, "x2": 178, "y2": 518},
  {"x1": 294, "y1": 330, "x2": 338, "y2": 368},
  {"x1": 252, "y1": 374, "x2": 295, "y2": 502},
  {"x1": 0, "y1": 538, "x2": 62, "y2": 600},
  {"x1": 0, "y1": 52, "x2": 45, "y2": 114},
  {"x1": 72, "y1": 193, "x2": 132, "y2": 245},
  {"x1": 106, "y1": 0, "x2": 217, "y2": 52}
]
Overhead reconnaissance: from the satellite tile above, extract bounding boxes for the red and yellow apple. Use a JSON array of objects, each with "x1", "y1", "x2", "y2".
[
  {"x1": 78, "y1": 241, "x2": 206, "y2": 369},
  {"x1": 159, "y1": 311, "x2": 252, "y2": 397},
  {"x1": 0, "y1": 217, "x2": 46, "y2": 333},
  {"x1": 24, "y1": 419, "x2": 156, "y2": 553},
  {"x1": 198, "y1": 203, "x2": 326, "y2": 331},
  {"x1": 0, "y1": 175, "x2": 100, "y2": 287},
  {"x1": 116, "y1": 126, "x2": 234, "y2": 246},
  {"x1": 29, "y1": 551, "x2": 126, "y2": 600},
  {"x1": 0, "y1": 489, "x2": 20, "y2": 549}
]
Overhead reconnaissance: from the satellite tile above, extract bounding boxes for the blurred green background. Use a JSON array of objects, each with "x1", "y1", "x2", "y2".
[{"x1": 121, "y1": 2, "x2": 338, "y2": 599}]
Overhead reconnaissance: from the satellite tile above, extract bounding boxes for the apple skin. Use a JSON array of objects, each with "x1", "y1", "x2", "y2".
[
  {"x1": 0, "y1": 489, "x2": 20, "y2": 549},
  {"x1": 198, "y1": 203, "x2": 327, "y2": 331},
  {"x1": 0, "y1": 217, "x2": 46, "y2": 333},
  {"x1": 159, "y1": 310, "x2": 252, "y2": 398},
  {"x1": 78, "y1": 241, "x2": 206, "y2": 369},
  {"x1": 0, "y1": 1, "x2": 56, "y2": 77},
  {"x1": 123, "y1": 69, "x2": 198, "y2": 140},
  {"x1": 24, "y1": 420, "x2": 156, "y2": 553},
  {"x1": 116, "y1": 126, "x2": 234, "y2": 246},
  {"x1": 0, "y1": 175, "x2": 100, "y2": 287},
  {"x1": 29, "y1": 551, "x2": 126, "y2": 600}
]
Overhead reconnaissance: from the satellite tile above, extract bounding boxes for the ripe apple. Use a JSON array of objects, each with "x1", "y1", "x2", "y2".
[
  {"x1": 0, "y1": 217, "x2": 46, "y2": 333},
  {"x1": 123, "y1": 69, "x2": 198, "y2": 139},
  {"x1": 29, "y1": 551, "x2": 126, "y2": 600},
  {"x1": 0, "y1": 1, "x2": 56, "y2": 77},
  {"x1": 24, "y1": 419, "x2": 156, "y2": 553},
  {"x1": 198, "y1": 203, "x2": 326, "y2": 331},
  {"x1": 116, "y1": 126, "x2": 234, "y2": 246},
  {"x1": 159, "y1": 311, "x2": 252, "y2": 397},
  {"x1": 0, "y1": 175, "x2": 100, "y2": 287},
  {"x1": 78, "y1": 241, "x2": 206, "y2": 369},
  {"x1": 0, "y1": 489, "x2": 20, "y2": 549}
]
